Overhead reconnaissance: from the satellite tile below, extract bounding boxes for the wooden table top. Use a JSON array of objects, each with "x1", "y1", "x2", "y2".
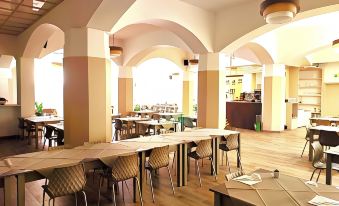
[
  {"x1": 210, "y1": 169, "x2": 339, "y2": 206},
  {"x1": 116, "y1": 117, "x2": 150, "y2": 122},
  {"x1": 0, "y1": 128, "x2": 241, "y2": 178},
  {"x1": 25, "y1": 116, "x2": 63, "y2": 123},
  {"x1": 137, "y1": 120, "x2": 178, "y2": 126}
]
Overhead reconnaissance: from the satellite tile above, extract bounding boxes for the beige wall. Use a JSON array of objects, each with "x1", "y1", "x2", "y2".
[
  {"x1": 118, "y1": 78, "x2": 133, "y2": 116},
  {"x1": 321, "y1": 62, "x2": 339, "y2": 116}
]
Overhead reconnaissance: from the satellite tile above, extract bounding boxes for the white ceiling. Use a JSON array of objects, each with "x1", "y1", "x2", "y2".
[
  {"x1": 179, "y1": 0, "x2": 253, "y2": 11},
  {"x1": 114, "y1": 24, "x2": 160, "y2": 40}
]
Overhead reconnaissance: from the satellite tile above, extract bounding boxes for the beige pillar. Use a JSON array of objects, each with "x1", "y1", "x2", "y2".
[
  {"x1": 262, "y1": 64, "x2": 286, "y2": 131},
  {"x1": 63, "y1": 28, "x2": 112, "y2": 147},
  {"x1": 182, "y1": 70, "x2": 194, "y2": 115},
  {"x1": 16, "y1": 57, "x2": 35, "y2": 117},
  {"x1": 197, "y1": 53, "x2": 226, "y2": 129},
  {"x1": 118, "y1": 66, "x2": 133, "y2": 116}
]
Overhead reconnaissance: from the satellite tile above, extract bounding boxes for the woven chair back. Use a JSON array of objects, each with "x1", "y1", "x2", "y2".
[
  {"x1": 111, "y1": 154, "x2": 138, "y2": 182},
  {"x1": 224, "y1": 134, "x2": 239, "y2": 150},
  {"x1": 196, "y1": 139, "x2": 212, "y2": 158},
  {"x1": 47, "y1": 163, "x2": 86, "y2": 197},
  {"x1": 148, "y1": 145, "x2": 170, "y2": 169}
]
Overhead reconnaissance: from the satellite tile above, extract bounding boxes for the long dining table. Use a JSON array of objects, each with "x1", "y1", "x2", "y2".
[
  {"x1": 0, "y1": 128, "x2": 239, "y2": 206},
  {"x1": 24, "y1": 116, "x2": 63, "y2": 149}
]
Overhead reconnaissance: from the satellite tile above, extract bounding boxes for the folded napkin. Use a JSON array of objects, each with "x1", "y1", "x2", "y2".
[
  {"x1": 233, "y1": 173, "x2": 262, "y2": 186},
  {"x1": 309, "y1": 195, "x2": 339, "y2": 206}
]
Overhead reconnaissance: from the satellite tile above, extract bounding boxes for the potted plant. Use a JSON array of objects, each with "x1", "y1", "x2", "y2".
[
  {"x1": 134, "y1": 104, "x2": 141, "y2": 111},
  {"x1": 35, "y1": 102, "x2": 43, "y2": 116}
]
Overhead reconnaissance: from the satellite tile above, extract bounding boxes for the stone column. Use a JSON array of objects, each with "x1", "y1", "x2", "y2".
[
  {"x1": 63, "y1": 27, "x2": 112, "y2": 147},
  {"x1": 262, "y1": 64, "x2": 286, "y2": 131},
  {"x1": 16, "y1": 57, "x2": 35, "y2": 117},
  {"x1": 197, "y1": 53, "x2": 226, "y2": 128}
]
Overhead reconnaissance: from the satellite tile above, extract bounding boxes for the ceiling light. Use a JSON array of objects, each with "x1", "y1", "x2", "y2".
[
  {"x1": 260, "y1": 0, "x2": 300, "y2": 24},
  {"x1": 189, "y1": 59, "x2": 199, "y2": 65},
  {"x1": 32, "y1": 0, "x2": 45, "y2": 11},
  {"x1": 110, "y1": 35, "x2": 123, "y2": 58},
  {"x1": 189, "y1": 55, "x2": 199, "y2": 65}
]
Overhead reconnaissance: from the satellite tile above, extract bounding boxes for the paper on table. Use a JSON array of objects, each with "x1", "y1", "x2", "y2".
[
  {"x1": 233, "y1": 173, "x2": 262, "y2": 186},
  {"x1": 309, "y1": 195, "x2": 339, "y2": 206}
]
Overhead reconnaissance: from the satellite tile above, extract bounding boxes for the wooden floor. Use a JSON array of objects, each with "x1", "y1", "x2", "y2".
[{"x1": 0, "y1": 128, "x2": 338, "y2": 206}]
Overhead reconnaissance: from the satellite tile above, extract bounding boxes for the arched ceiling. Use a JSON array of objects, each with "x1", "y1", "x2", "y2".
[
  {"x1": 252, "y1": 11, "x2": 339, "y2": 66},
  {"x1": 115, "y1": 23, "x2": 193, "y2": 66}
]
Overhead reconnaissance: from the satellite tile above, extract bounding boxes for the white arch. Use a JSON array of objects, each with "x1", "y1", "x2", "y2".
[
  {"x1": 110, "y1": 0, "x2": 213, "y2": 53},
  {"x1": 22, "y1": 24, "x2": 64, "y2": 59}
]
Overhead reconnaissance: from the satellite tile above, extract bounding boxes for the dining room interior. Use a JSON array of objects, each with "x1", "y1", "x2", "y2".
[{"x1": 0, "y1": 0, "x2": 339, "y2": 205}]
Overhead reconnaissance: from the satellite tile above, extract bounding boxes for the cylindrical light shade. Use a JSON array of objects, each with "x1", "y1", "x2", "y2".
[
  {"x1": 110, "y1": 46, "x2": 123, "y2": 58},
  {"x1": 189, "y1": 59, "x2": 199, "y2": 65},
  {"x1": 260, "y1": 0, "x2": 300, "y2": 24}
]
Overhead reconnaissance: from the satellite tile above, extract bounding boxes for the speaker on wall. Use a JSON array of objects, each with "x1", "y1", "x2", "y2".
[{"x1": 183, "y1": 59, "x2": 189, "y2": 66}]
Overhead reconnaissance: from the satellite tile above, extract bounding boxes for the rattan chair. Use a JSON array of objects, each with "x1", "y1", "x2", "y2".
[
  {"x1": 42, "y1": 163, "x2": 87, "y2": 206},
  {"x1": 145, "y1": 145, "x2": 175, "y2": 203},
  {"x1": 18, "y1": 117, "x2": 26, "y2": 139},
  {"x1": 187, "y1": 139, "x2": 217, "y2": 187},
  {"x1": 42, "y1": 125, "x2": 58, "y2": 149},
  {"x1": 25, "y1": 120, "x2": 43, "y2": 144},
  {"x1": 114, "y1": 119, "x2": 127, "y2": 141},
  {"x1": 152, "y1": 114, "x2": 161, "y2": 120},
  {"x1": 97, "y1": 154, "x2": 143, "y2": 206},
  {"x1": 183, "y1": 117, "x2": 195, "y2": 131},
  {"x1": 301, "y1": 125, "x2": 319, "y2": 157},
  {"x1": 310, "y1": 142, "x2": 326, "y2": 182},
  {"x1": 225, "y1": 169, "x2": 245, "y2": 181},
  {"x1": 219, "y1": 133, "x2": 242, "y2": 173}
]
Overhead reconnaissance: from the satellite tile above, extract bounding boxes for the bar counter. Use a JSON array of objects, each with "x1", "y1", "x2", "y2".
[{"x1": 226, "y1": 101, "x2": 262, "y2": 130}]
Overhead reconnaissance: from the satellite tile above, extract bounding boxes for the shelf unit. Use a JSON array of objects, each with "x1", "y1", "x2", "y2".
[{"x1": 298, "y1": 67, "x2": 322, "y2": 113}]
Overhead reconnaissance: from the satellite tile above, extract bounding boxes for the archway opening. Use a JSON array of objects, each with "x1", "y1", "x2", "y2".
[
  {"x1": 34, "y1": 49, "x2": 64, "y2": 116},
  {"x1": 133, "y1": 58, "x2": 183, "y2": 111}
]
